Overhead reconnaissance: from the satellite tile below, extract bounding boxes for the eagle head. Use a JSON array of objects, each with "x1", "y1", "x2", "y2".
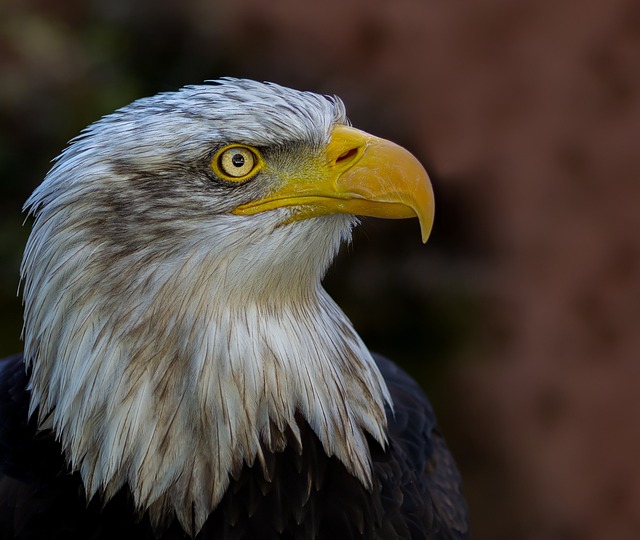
[{"x1": 20, "y1": 79, "x2": 434, "y2": 533}]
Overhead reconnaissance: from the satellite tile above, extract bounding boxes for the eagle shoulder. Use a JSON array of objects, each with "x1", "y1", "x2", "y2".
[
  {"x1": 372, "y1": 353, "x2": 470, "y2": 539},
  {"x1": 0, "y1": 354, "x2": 155, "y2": 539}
]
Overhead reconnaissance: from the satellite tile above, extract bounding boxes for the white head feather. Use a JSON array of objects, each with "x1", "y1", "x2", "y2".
[{"x1": 20, "y1": 79, "x2": 391, "y2": 534}]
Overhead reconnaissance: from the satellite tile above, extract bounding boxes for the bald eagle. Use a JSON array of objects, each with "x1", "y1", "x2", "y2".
[{"x1": 0, "y1": 79, "x2": 468, "y2": 539}]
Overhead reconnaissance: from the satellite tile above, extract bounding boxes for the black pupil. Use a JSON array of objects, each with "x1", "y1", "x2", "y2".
[{"x1": 231, "y1": 153, "x2": 245, "y2": 167}]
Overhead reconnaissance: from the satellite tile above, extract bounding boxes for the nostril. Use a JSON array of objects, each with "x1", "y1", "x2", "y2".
[{"x1": 335, "y1": 147, "x2": 359, "y2": 166}]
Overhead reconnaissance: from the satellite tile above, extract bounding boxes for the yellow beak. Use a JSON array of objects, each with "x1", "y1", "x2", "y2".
[{"x1": 233, "y1": 125, "x2": 434, "y2": 242}]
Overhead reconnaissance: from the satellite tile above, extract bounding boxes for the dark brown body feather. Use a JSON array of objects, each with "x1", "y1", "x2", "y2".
[{"x1": 0, "y1": 352, "x2": 468, "y2": 539}]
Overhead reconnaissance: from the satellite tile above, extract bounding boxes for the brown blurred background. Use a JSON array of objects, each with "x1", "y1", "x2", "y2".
[{"x1": 1, "y1": 0, "x2": 639, "y2": 538}]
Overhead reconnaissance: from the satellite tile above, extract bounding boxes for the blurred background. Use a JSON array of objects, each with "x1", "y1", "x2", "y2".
[{"x1": 1, "y1": 0, "x2": 639, "y2": 538}]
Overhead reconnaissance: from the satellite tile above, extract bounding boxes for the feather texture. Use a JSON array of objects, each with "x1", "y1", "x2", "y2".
[
  {"x1": 0, "y1": 353, "x2": 468, "y2": 539},
  {"x1": 2, "y1": 79, "x2": 469, "y2": 538}
]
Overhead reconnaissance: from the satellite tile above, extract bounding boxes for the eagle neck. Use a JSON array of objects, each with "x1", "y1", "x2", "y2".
[{"x1": 23, "y1": 215, "x2": 391, "y2": 535}]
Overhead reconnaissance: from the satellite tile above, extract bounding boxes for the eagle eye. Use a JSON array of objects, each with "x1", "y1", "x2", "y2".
[{"x1": 212, "y1": 145, "x2": 262, "y2": 181}]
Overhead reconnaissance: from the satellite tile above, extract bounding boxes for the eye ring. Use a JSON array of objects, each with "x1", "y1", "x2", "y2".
[{"x1": 212, "y1": 145, "x2": 262, "y2": 181}]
